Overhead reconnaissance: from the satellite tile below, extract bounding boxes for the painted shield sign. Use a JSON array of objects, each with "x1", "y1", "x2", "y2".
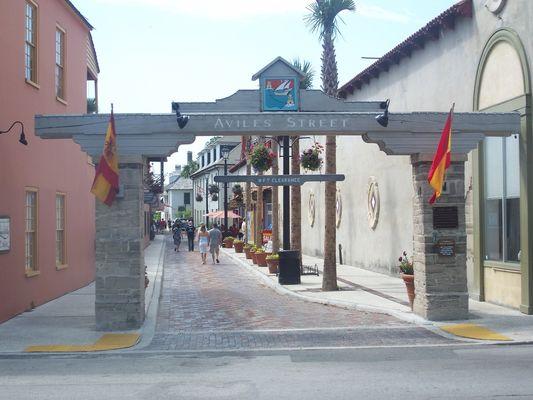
[{"x1": 262, "y1": 78, "x2": 298, "y2": 111}]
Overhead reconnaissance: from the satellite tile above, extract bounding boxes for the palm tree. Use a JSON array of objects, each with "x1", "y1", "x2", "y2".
[
  {"x1": 290, "y1": 59, "x2": 314, "y2": 260},
  {"x1": 305, "y1": 0, "x2": 355, "y2": 291}
]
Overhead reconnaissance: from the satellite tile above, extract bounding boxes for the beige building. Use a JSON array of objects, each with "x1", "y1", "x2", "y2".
[{"x1": 299, "y1": 0, "x2": 532, "y2": 313}]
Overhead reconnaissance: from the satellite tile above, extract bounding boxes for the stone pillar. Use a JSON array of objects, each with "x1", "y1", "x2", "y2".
[
  {"x1": 411, "y1": 154, "x2": 469, "y2": 321},
  {"x1": 95, "y1": 155, "x2": 145, "y2": 330}
]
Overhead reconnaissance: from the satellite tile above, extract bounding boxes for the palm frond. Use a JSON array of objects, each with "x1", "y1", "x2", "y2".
[
  {"x1": 304, "y1": 0, "x2": 355, "y2": 40},
  {"x1": 292, "y1": 58, "x2": 315, "y2": 89}
]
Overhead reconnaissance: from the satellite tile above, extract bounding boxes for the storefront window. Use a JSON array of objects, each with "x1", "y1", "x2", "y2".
[{"x1": 483, "y1": 136, "x2": 520, "y2": 263}]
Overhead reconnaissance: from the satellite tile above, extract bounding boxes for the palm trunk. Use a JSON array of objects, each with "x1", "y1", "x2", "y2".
[
  {"x1": 272, "y1": 138, "x2": 280, "y2": 254},
  {"x1": 322, "y1": 136, "x2": 337, "y2": 290},
  {"x1": 322, "y1": 34, "x2": 338, "y2": 291},
  {"x1": 291, "y1": 136, "x2": 302, "y2": 259}
]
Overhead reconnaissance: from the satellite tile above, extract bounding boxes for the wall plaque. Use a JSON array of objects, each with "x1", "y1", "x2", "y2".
[
  {"x1": 262, "y1": 78, "x2": 299, "y2": 111},
  {"x1": 436, "y1": 239, "x2": 455, "y2": 257},
  {"x1": 433, "y1": 206, "x2": 458, "y2": 229}
]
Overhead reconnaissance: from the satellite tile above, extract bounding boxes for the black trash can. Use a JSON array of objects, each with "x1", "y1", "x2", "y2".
[{"x1": 278, "y1": 250, "x2": 301, "y2": 285}]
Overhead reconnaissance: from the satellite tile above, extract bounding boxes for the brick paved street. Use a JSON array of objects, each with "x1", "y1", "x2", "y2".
[{"x1": 145, "y1": 237, "x2": 455, "y2": 351}]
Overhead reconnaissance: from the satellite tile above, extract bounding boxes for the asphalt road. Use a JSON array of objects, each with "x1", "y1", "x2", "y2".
[
  {"x1": 1, "y1": 238, "x2": 531, "y2": 399},
  {"x1": 1, "y1": 345, "x2": 533, "y2": 399}
]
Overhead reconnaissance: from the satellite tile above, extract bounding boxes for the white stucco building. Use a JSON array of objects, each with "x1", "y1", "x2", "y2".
[{"x1": 298, "y1": 0, "x2": 532, "y2": 313}]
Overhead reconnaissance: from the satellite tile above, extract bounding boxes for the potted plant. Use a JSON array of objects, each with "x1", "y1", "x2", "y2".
[
  {"x1": 195, "y1": 194, "x2": 203, "y2": 202},
  {"x1": 244, "y1": 244, "x2": 253, "y2": 259},
  {"x1": 266, "y1": 254, "x2": 279, "y2": 274},
  {"x1": 399, "y1": 251, "x2": 415, "y2": 309},
  {"x1": 223, "y1": 236, "x2": 235, "y2": 248},
  {"x1": 300, "y1": 142, "x2": 324, "y2": 171},
  {"x1": 255, "y1": 248, "x2": 268, "y2": 267},
  {"x1": 211, "y1": 193, "x2": 218, "y2": 201},
  {"x1": 233, "y1": 239, "x2": 244, "y2": 253},
  {"x1": 251, "y1": 246, "x2": 260, "y2": 264},
  {"x1": 249, "y1": 143, "x2": 276, "y2": 173}
]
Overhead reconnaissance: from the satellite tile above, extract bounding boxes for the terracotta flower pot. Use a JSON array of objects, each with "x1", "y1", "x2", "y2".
[
  {"x1": 234, "y1": 242, "x2": 244, "y2": 253},
  {"x1": 401, "y1": 274, "x2": 415, "y2": 310},
  {"x1": 223, "y1": 241, "x2": 233, "y2": 248},
  {"x1": 244, "y1": 248, "x2": 253, "y2": 259},
  {"x1": 266, "y1": 259, "x2": 279, "y2": 274},
  {"x1": 255, "y1": 252, "x2": 268, "y2": 267},
  {"x1": 251, "y1": 251, "x2": 259, "y2": 264}
]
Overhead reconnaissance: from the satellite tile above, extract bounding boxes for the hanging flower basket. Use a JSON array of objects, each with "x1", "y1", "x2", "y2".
[
  {"x1": 211, "y1": 194, "x2": 218, "y2": 201},
  {"x1": 195, "y1": 194, "x2": 203, "y2": 202},
  {"x1": 249, "y1": 143, "x2": 276, "y2": 172},
  {"x1": 300, "y1": 142, "x2": 324, "y2": 171},
  {"x1": 208, "y1": 184, "x2": 219, "y2": 195},
  {"x1": 232, "y1": 184, "x2": 243, "y2": 195}
]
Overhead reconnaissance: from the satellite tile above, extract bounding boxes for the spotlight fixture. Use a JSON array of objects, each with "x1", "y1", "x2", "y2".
[
  {"x1": 171, "y1": 101, "x2": 190, "y2": 129},
  {"x1": 0, "y1": 121, "x2": 28, "y2": 145},
  {"x1": 375, "y1": 99, "x2": 390, "y2": 128}
]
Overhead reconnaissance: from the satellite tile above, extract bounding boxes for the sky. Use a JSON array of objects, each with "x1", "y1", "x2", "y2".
[{"x1": 73, "y1": 0, "x2": 458, "y2": 174}]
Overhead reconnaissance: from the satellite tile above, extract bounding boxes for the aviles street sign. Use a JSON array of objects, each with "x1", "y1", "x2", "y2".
[{"x1": 213, "y1": 174, "x2": 345, "y2": 186}]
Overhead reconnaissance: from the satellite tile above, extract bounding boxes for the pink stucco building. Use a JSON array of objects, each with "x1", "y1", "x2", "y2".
[{"x1": 0, "y1": 0, "x2": 98, "y2": 323}]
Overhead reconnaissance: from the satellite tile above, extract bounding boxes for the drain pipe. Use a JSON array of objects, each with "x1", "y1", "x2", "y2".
[{"x1": 338, "y1": 243, "x2": 343, "y2": 265}]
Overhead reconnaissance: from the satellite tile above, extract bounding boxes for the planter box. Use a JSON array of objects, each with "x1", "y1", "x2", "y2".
[
  {"x1": 401, "y1": 274, "x2": 415, "y2": 310},
  {"x1": 251, "y1": 251, "x2": 259, "y2": 264},
  {"x1": 244, "y1": 248, "x2": 253, "y2": 259},
  {"x1": 234, "y1": 242, "x2": 244, "y2": 253},
  {"x1": 255, "y1": 252, "x2": 268, "y2": 267},
  {"x1": 266, "y1": 259, "x2": 279, "y2": 274}
]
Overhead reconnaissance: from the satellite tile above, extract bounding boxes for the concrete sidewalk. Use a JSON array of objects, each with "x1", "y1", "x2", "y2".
[
  {"x1": 0, "y1": 235, "x2": 166, "y2": 354},
  {"x1": 222, "y1": 248, "x2": 533, "y2": 344}
]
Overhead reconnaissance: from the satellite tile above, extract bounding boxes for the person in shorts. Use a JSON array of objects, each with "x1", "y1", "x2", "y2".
[{"x1": 208, "y1": 223, "x2": 223, "y2": 264}]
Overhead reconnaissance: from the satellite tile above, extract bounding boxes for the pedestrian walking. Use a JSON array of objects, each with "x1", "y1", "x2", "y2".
[
  {"x1": 197, "y1": 224, "x2": 209, "y2": 264},
  {"x1": 239, "y1": 218, "x2": 246, "y2": 241},
  {"x1": 172, "y1": 226, "x2": 181, "y2": 252},
  {"x1": 208, "y1": 223, "x2": 223, "y2": 264},
  {"x1": 186, "y1": 220, "x2": 196, "y2": 251}
]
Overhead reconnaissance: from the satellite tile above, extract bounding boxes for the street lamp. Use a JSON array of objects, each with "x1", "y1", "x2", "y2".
[
  {"x1": 221, "y1": 146, "x2": 231, "y2": 231},
  {"x1": 0, "y1": 121, "x2": 28, "y2": 145}
]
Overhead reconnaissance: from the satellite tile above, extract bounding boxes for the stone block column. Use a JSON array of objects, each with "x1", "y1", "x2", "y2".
[
  {"x1": 95, "y1": 155, "x2": 145, "y2": 330},
  {"x1": 411, "y1": 154, "x2": 469, "y2": 321}
]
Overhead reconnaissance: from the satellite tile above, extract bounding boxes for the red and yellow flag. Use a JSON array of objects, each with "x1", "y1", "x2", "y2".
[
  {"x1": 428, "y1": 105, "x2": 454, "y2": 204},
  {"x1": 91, "y1": 110, "x2": 119, "y2": 206}
]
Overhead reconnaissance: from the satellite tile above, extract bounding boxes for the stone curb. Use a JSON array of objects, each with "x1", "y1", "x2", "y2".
[
  {"x1": 128, "y1": 237, "x2": 167, "y2": 351},
  {"x1": 221, "y1": 249, "x2": 522, "y2": 345}
]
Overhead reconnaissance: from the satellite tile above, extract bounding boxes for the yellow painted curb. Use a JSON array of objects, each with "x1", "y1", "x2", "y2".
[
  {"x1": 25, "y1": 333, "x2": 140, "y2": 353},
  {"x1": 440, "y1": 323, "x2": 512, "y2": 341}
]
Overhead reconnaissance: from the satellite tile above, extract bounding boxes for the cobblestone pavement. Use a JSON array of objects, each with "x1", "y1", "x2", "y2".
[{"x1": 145, "y1": 237, "x2": 455, "y2": 351}]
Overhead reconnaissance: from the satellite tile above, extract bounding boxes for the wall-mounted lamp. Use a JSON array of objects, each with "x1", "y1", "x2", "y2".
[
  {"x1": 375, "y1": 99, "x2": 390, "y2": 128},
  {"x1": 171, "y1": 102, "x2": 190, "y2": 129},
  {"x1": 0, "y1": 121, "x2": 28, "y2": 145}
]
